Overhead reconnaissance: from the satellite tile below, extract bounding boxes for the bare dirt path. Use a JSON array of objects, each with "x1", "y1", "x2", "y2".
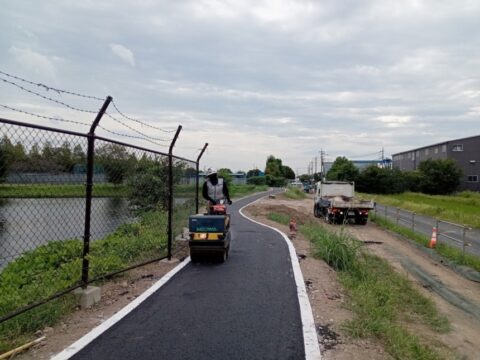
[{"x1": 245, "y1": 194, "x2": 480, "y2": 359}]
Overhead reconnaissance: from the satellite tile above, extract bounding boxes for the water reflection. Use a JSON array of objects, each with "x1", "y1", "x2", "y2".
[{"x1": 0, "y1": 198, "x2": 131, "y2": 268}]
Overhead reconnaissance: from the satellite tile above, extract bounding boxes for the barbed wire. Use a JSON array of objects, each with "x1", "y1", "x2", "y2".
[
  {"x1": 111, "y1": 100, "x2": 177, "y2": 133},
  {"x1": 0, "y1": 70, "x2": 104, "y2": 101},
  {"x1": 0, "y1": 103, "x2": 90, "y2": 127},
  {"x1": 104, "y1": 113, "x2": 172, "y2": 143},
  {"x1": 97, "y1": 125, "x2": 168, "y2": 147},
  {"x1": 0, "y1": 77, "x2": 98, "y2": 114}
]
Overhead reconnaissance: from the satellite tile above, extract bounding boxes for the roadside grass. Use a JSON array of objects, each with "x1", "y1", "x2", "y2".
[
  {"x1": 372, "y1": 215, "x2": 480, "y2": 273},
  {"x1": 267, "y1": 212, "x2": 290, "y2": 225},
  {"x1": 266, "y1": 211, "x2": 450, "y2": 359},
  {"x1": 0, "y1": 183, "x2": 128, "y2": 198},
  {"x1": 359, "y1": 191, "x2": 480, "y2": 229},
  {"x1": 284, "y1": 187, "x2": 307, "y2": 200},
  {"x1": 0, "y1": 183, "x2": 268, "y2": 200},
  {"x1": 301, "y1": 222, "x2": 450, "y2": 360},
  {"x1": 230, "y1": 184, "x2": 269, "y2": 198},
  {"x1": 0, "y1": 209, "x2": 169, "y2": 353}
]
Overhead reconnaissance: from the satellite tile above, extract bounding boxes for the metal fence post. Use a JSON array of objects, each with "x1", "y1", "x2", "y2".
[
  {"x1": 195, "y1": 143, "x2": 208, "y2": 214},
  {"x1": 396, "y1": 208, "x2": 399, "y2": 225},
  {"x1": 167, "y1": 125, "x2": 182, "y2": 260},
  {"x1": 82, "y1": 96, "x2": 112, "y2": 287},
  {"x1": 462, "y1": 226, "x2": 467, "y2": 257}
]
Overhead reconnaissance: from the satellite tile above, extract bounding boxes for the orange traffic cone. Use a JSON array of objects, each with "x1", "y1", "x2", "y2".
[{"x1": 429, "y1": 227, "x2": 437, "y2": 248}]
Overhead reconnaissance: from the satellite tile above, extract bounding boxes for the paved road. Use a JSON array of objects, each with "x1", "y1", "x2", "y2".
[
  {"x1": 374, "y1": 204, "x2": 480, "y2": 256},
  {"x1": 70, "y1": 191, "x2": 307, "y2": 360}
]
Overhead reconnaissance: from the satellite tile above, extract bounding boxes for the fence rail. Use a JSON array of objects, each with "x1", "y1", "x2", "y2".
[
  {"x1": 373, "y1": 204, "x2": 476, "y2": 256},
  {"x1": 0, "y1": 108, "x2": 207, "y2": 331}
]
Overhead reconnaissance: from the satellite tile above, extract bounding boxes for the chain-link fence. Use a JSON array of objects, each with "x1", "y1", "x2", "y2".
[
  {"x1": 372, "y1": 204, "x2": 477, "y2": 256},
  {"x1": 0, "y1": 116, "x2": 203, "y2": 346}
]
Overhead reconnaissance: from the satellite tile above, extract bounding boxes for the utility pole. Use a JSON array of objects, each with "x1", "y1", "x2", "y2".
[
  {"x1": 320, "y1": 149, "x2": 325, "y2": 180},
  {"x1": 315, "y1": 156, "x2": 317, "y2": 177}
]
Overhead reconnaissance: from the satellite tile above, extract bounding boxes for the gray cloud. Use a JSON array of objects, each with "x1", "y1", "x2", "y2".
[{"x1": 0, "y1": 0, "x2": 479, "y2": 172}]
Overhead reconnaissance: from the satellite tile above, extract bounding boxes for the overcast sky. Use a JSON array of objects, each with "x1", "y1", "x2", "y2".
[{"x1": 1, "y1": 0, "x2": 479, "y2": 174}]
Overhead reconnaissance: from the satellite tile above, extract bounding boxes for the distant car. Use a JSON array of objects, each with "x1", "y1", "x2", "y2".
[{"x1": 303, "y1": 184, "x2": 311, "y2": 193}]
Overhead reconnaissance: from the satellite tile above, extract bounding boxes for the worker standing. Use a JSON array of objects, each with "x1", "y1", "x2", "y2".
[{"x1": 202, "y1": 168, "x2": 232, "y2": 213}]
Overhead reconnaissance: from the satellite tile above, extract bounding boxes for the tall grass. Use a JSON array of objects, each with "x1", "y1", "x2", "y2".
[
  {"x1": 0, "y1": 183, "x2": 128, "y2": 198},
  {"x1": 300, "y1": 222, "x2": 450, "y2": 359},
  {"x1": 267, "y1": 212, "x2": 290, "y2": 225},
  {"x1": 360, "y1": 191, "x2": 480, "y2": 229},
  {"x1": 284, "y1": 187, "x2": 307, "y2": 199},
  {"x1": 372, "y1": 216, "x2": 480, "y2": 272},
  {"x1": 230, "y1": 184, "x2": 269, "y2": 198}
]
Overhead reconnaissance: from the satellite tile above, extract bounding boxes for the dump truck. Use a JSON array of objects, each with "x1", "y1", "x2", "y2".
[{"x1": 313, "y1": 181, "x2": 374, "y2": 225}]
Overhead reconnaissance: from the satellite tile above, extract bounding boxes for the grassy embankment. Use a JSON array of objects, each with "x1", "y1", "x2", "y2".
[
  {"x1": 359, "y1": 191, "x2": 480, "y2": 229},
  {"x1": 230, "y1": 184, "x2": 269, "y2": 198},
  {"x1": 0, "y1": 183, "x2": 128, "y2": 198},
  {"x1": 267, "y1": 209, "x2": 451, "y2": 359},
  {"x1": 0, "y1": 209, "x2": 169, "y2": 353},
  {"x1": 357, "y1": 191, "x2": 480, "y2": 272},
  {"x1": 0, "y1": 183, "x2": 269, "y2": 199}
]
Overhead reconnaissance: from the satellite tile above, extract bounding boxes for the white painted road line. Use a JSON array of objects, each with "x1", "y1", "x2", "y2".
[
  {"x1": 50, "y1": 258, "x2": 191, "y2": 360},
  {"x1": 239, "y1": 199, "x2": 322, "y2": 360}
]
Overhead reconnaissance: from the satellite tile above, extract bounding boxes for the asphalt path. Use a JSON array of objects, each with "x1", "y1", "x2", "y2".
[
  {"x1": 374, "y1": 204, "x2": 480, "y2": 256},
  {"x1": 69, "y1": 190, "x2": 307, "y2": 360}
]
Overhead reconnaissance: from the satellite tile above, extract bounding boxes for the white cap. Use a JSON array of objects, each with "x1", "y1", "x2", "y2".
[{"x1": 206, "y1": 167, "x2": 217, "y2": 176}]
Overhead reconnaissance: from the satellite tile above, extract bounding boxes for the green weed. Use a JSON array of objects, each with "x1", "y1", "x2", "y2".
[
  {"x1": 360, "y1": 191, "x2": 480, "y2": 229},
  {"x1": 267, "y1": 212, "x2": 290, "y2": 225},
  {"x1": 284, "y1": 187, "x2": 307, "y2": 199},
  {"x1": 372, "y1": 216, "x2": 480, "y2": 272},
  {"x1": 301, "y1": 222, "x2": 450, "y2": 359}
]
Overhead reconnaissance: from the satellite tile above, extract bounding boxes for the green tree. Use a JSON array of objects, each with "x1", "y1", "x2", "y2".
[
  {"x1": 418, "y1": 159, "x2": 462, "y2": 194},
  {"x1": 57, "y1": 141, "x2": 74, "y2": 171},
  {"x1": 96, "y1": 144, "x2": 133, "y2": 184},
  {"x1": 128, "y1": 158, "x2": 169, "y2": 212},
  {"x1": 0, "y1": 136, "x2": 14, "y2": 181},
  {"x1": 72, "y1": 144, "x2": 86, "y2": 165},
  {"x1": 326, "y1": 157, "x2": 359, "y2": 181},
  {"x1": 265, "y1": 155, "x2": 283, "y2": 177},
  {"x1": 265, "y1": 155, "x2": 290, "y2": 186},
  {"x1": 299, "y1": 174, "x2": 312, "y2": 183},
  {"x1": 356, "y1": 166, "x2": 407, "y2": 194},
  {"x1": 283, "y1": 165, "x2": 295, "y2": 180},
  {"x1": 218, "y1": 168, "x2": 233, "y2": 186},
  {"x1": 247, "y1": 169, "x2": 262, "y2": 178},
  {"x1": 247, "y1": 176, "x2": 266, "y2": 185}
]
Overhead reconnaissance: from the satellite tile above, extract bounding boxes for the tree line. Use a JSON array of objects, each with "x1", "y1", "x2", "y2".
[{"x1": 322, "y1": 156, "x2": 463, "y2": 195}]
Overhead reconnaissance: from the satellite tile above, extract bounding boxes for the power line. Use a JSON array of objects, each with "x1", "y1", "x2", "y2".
[
  {"x1": 0, "y1": 103, "x2": 90, "y2": 127},
  {"x1": 0, "y1": 77, "x2": 98, "y2": 114},
  {"x1": 0, "y1": 70, "x2": 104, "y2": 101}
]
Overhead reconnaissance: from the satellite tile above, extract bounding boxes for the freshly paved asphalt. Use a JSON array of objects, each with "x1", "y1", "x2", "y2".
[{"x1": 72, "y1": 190, "x2": 306, "y2": 360}]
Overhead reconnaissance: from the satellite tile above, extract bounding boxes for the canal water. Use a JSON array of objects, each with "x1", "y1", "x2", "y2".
[{"x1": 0, "y1": 198, "x2": 131, "y2": 269}]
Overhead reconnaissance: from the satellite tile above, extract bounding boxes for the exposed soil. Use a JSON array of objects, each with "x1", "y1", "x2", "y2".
[
  {"x1": 244, "y1": 194, "x2": 480, "y2": 359},
  {"x1": 9, "y1": 194, "x2": 480, "y2": 359}
]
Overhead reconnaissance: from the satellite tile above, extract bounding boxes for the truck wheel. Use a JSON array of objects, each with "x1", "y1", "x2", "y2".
[
  {"x1": 314, "y1": 206, "x2": 320, "y2": 218},
  {"x1": 217, "y1": 249, "x2": 227, "y2": 263}
]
